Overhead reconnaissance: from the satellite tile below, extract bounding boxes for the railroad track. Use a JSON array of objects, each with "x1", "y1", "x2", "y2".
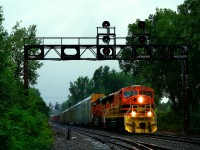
[
  {"x1": 103, "y1": 125, "x2": 200, "y2": 148},
  {"x1": 135, "y1": 133, "x2": 200, "y2": 146},
  {"x1": 71, "y1": 127, "x2": 170, "y2": 150},
  {"x1": 53, "y1": 123, "x2": 200, "y2": 149}
]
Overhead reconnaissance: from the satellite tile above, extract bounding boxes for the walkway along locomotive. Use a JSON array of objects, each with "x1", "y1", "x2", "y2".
[{"x1": 51, "y1": 85, "x2": 157, "y2": 133}]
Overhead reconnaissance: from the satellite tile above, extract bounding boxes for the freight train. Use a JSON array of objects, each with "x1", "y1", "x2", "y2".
[{"x1": 51, "y1": 85, "x2": 157, "y2": 133}]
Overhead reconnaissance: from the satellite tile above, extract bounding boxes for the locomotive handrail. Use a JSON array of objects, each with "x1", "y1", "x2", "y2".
[
  {"x1": 103, "y1": 109, "x2": 109, "y2": 124},
  {"x1": 151, "y1": 108, "x2": 157, "y2": 123},
  {"x1": 124, "y1": 106, "x2": 132, "y2": 117},
  {"x1": 124, "y1": 104, "x2": 156, "y2": 117}
]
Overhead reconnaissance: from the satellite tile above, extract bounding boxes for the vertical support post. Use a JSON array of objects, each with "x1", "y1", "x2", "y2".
[
  {"x1": 106, "y1": 27, "x2": 110, "y2": 35},
  {"x1": 183, "y1": 58, "x2": 190, "y2": 133},
  {"x1": 24, "y1": 58, "x2": 28, "y2": 96}
]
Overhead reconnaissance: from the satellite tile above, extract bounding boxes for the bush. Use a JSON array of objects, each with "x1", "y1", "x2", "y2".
[
  {"x1": 0, "y1": 107, "x2": 53, "y2": 150},
  {"x1": 190, "y1": 110, "x2": 200, "y2": 130},
  {"x1": 157, "y1": 111, "x2": 183, "y2": 131}
]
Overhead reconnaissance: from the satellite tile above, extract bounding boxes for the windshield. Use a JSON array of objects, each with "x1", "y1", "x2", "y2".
[
  {"x1": 139, "y1": 91, "x2": 153, "y2": 98},
  {"x1": 124, "y1": 90, "x2": 138, "y2": 98}
]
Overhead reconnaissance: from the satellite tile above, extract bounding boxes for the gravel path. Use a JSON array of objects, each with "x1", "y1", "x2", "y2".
[{"x1": 50, "y1": 126, "x2": 111, "y2": 150}]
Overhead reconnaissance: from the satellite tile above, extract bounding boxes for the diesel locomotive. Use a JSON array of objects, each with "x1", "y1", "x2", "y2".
[{"x1": 51, "y1": 85, "x2": 157, "y2": 133}]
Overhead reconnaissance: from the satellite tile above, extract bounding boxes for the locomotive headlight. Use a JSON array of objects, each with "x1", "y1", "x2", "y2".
[
  {"x1": 138, "y1": 96, "x2": 144, "y2": 103},
  {"x1": 147, "y1": 111, "x2": 152, "y2": 117},
  {"x1": 131, "y1": 111, "x2": 136, "y2": 117}
]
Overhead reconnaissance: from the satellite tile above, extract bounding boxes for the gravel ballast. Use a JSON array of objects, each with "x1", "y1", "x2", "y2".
[{"x1": 50, "y1": 126, "x2": 111, "y2": 150}]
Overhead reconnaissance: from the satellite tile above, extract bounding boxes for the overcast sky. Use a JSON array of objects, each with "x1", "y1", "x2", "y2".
[{"x1": 1, "y1": 0, "x2": 184, "y2": 105}]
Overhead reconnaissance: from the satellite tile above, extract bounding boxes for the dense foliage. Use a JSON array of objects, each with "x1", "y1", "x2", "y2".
[
  {"x1": 120, "y1": 0, "x2": 200, "y2": 131},
  {"x1": 0, "y1": 7, "x2": 53, "y2": 149}
]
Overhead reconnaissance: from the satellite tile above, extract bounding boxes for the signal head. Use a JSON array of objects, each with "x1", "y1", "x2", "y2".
[
  {"x1": 138, "y1": 35, "x2": 147, "y2": 43},
  {"x1": 102, "y1": 47, "x2": 111, "y2": 56},
  {"x1": 102, "y1": 35, "x2": 110, "y2": 43},
  {"x1": 138, "y1": 21, "x2": 145, "y2": 29},
  {"x1": 102, "y1": 21, "x2": 110, "y2": 28}
]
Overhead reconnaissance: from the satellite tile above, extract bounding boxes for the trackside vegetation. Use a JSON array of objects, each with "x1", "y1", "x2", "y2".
[
  {"x1": 0, "y1": 7, "x2": 53, "y2": 149},
  {"x1": 119, "y1": 0, "x2": 200, "y2": 132}
]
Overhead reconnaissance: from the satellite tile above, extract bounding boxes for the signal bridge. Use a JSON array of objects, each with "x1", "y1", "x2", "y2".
[{"x1": 24, "y1": 21, "x2": 188, "y2": 61}]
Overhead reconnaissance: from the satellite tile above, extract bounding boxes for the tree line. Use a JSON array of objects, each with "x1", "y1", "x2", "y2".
[
  {"x1": 120, "y1": 0, "x2": 200, "y2": 131},
  {"x1": 0, "y1": 7, "x2": 52, "y2": 149}
]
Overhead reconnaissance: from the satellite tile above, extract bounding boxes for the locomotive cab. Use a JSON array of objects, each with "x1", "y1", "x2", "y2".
[{"x1": 123, "y1": 85, "x2": 157, "y2": 133}]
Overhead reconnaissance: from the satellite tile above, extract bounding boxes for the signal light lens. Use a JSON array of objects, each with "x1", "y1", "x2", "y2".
[
  {"x1": 138, "y1": 21, "x2": 145, "y2": 29},
  {"x1": 102, "y1": 21, "x2": 110, "y2": 28},
  {"x1": 102, "y1": 47, "x2": 111, "y2": 56},
  {"x1": 102, "y1": 35, "x2": 110, "y2": 43},
  {"x1": 138, "y1": 35, "x2": 146, "y2": 43}
]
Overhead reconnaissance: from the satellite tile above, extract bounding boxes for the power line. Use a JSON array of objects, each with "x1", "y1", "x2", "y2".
[{"x1": 41, "y1": 97, "x2": 67, "y2": 99}]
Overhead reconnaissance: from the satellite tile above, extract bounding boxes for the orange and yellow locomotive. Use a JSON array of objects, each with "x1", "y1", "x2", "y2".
[{"x1": 91, "y1": 85, "x2": 157, "y2": 133}]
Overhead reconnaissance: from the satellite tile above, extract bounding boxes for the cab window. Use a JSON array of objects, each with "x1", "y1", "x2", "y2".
[
  {"x1": 139, "y1": 91, "x2": 153, "y2": 98},
  {"x1": 124, "y1": 90, "x2": 138, "y2": 98}
]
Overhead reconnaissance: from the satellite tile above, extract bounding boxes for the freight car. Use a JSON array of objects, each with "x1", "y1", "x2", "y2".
[
  {"x1": 58, "y1": 94, "x2": 105, "y2": 125},
  {"x1": 51, "y1": 85, "x2": 157, "y2": 133},
  {"x1": 50, "y1": 115, "x2": 59, "y2": 122}
]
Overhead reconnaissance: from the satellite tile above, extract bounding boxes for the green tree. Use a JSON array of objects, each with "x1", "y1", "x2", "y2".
[
  {"x1": 8, "y1": 21, "x2": 42, "y2": 85},
  {"x1": 119, "y1": 0, "x2": 200, "y2": 130},
  {"x1": 61, "y1": 96, "x2": 74, "y2": 111},
  {"x1": 28, "y1": 88, "x2": 50, "y2": 117},
  {"x1": 0, "y1": 7, "x2": 53, "y2": 149},
  {"x1": 93, "y1": 66, "x2": 109, "y2": 93},
  {"x1": 119, "y1": 9, "x2": 186, "y2": 110},
  {"x1": 0, "y1": 6, "x2": 19, "y2": 113},
  {"x1": 61, "y1": 100, "x2": 69, "y2": 111},
  {"x1": 93, "y1": 66, "x2": 134, "y2": 95},
  {"x1": 68, "y1": 76, "x2": 93, "y2": 103},
  {"x1": 178, "y1": 0, "x2": 200, "y2": 104},
  {"x1": 177, "y1": 0, "x2": 200, "y2": 129}
]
